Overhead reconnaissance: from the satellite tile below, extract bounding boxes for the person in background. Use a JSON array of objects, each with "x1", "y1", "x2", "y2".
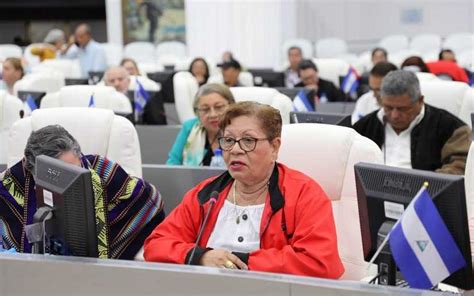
[
  {"x1": 425, "y1": 49, "x2": 469, "y2": 83},
  {"x1": 120, "y1": 58, "x2": 141, "y2": 76},
  {"x1": 62, "y1": 23, "x2": 107, "y2": 78},
  {"x1": 294, "y1": 59, "x2": 346, "y2": 106},
  {"x1": 221, "y1": 59, "x2": 242, "y2": 87},
  {"x1": 284, "y1": 46, "x2": 303, "y2": 88},
  {"x1": 189, "y1": 57, "x2": 210, "y2": 86},
  {"x1": 353, "y1": 70, "x2": 471, "y2": 175},
  {"x1": 104, "y1": 66, "x2": 130, "y2": 94},
  {"x1": 167, "y1": 83, "x2": 235, "y2": 166},
  {"x1": 400, "y1": 56, "x2": 429, "y2": 73},
  {"x1": 0, "y1": 125, "x2": 165, "y2": 259},
  {"x1": 358, "y1": 48, "x2": 389, "y2": 94},
  {"x1": 30, "y1": 29, "x2": 67, "y2": 62},
  {"x1": 352, "y1": 62, "x2": 397, "y2": 124},
  {"x1": 221, "y1": 51, "x2": 234, "y2": 64},
  {"x1": 439, "y1": 49, "x2": 457, "y2": 63},
  {"x1": 145, "y1": 101, "x2": 344, "y2": 278},
  {"x1": 0, "y1": 57, "x2": 24, "y2": 95},
  {"x1": 371, "y1": 47, "x2": 388, "y2": 66}
]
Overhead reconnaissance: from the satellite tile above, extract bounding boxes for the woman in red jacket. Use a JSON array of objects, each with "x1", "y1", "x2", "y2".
[{"x1": 144, "y1": 101, "x2": 344, "y2": 278}]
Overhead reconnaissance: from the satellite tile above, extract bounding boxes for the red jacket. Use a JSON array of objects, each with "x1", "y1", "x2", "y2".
[
  {"x1": 426, "y1": 60, "x2": 469, "y2": 83},
  {"x1": 144, "y1": 163, "x2": 344, "y2": 279}
]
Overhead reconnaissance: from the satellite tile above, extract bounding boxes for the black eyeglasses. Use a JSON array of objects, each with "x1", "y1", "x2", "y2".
[{"x1": 218, "y1": 136, "x2": 269, "y2": 152}]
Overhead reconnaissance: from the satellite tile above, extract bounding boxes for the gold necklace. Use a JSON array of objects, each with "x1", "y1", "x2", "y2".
[{"x1": 232, "y1": 181, "x2": 268, "y2": 224}]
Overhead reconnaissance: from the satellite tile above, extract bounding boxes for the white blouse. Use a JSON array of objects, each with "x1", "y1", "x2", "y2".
[{"x1": 207, "y1": 200, "x2": 264, "y2": 253}]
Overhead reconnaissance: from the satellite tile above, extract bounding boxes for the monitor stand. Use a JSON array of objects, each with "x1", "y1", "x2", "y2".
[{"x1": 375, "y1": 220, "x2": 397, "y2": 286}]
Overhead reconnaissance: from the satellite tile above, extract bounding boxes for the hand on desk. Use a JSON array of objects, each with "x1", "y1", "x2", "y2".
[{"x1": 200, "y1": 249, "x2": 248, "y2": 270}]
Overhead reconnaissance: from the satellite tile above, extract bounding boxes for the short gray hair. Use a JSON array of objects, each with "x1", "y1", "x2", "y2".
[
  {"x1": 381, "y1": 70, "x2": 421, "y2": 103},
  {"x1": 43, "y1": 29, "x2": 64, "y2": 44},
  {"x1": 193, "y1": 83, "x2": 235, "y2": 111},
  {"x1": 103, "y1": 66, "x2": 129, "y2": 83},
  {"x1": 24, "y1": 125, "x2": 82, "y2": 173}
]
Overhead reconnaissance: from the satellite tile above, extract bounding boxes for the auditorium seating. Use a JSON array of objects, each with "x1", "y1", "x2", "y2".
[
  {"x1": 281, "y1": 38, "x2": 314, "y2": 66},
  {"x1": 414, "y1": 72, "x2": 439, "y2": 81},
  {"x1": 128, "y1": 75, "x2": 161, "y2": 91},
  {"x1": 173, "y1": 71, "x2": 199, "y2": 123},
  {"x1": 0, "y1": 91, "x2": 23, "y2": 164},
  {"x1": 315, "y1": 38, "x2": 348, "y2": 58},
  {"x1": 312, "y1": 58, "x2": 350, "y2": 87},
  {"x1": 466, "y1": 142, "x2": 474, "y2": 263},
  {"x1": 101, "y1": 42, "x2": 124, "y2": 66},
  {"x1": 230, "y1": 87, "x2": 293, "y2": 124},
  {"x1": 40, "y1": 85, "x2": 132, "y2": 115},
  {"x1": 207, "y1": 72, "x2": 254, "y2": 87},
  {"x1": 23, "y1": 43, "x2": 45, "y2": 68},
  {"x1": 13, "y1": 72, "x2": 65, "y2": 95},
  {"x1": 410, "y1": 33, "x2": 442, "y2": 55},
  {"x1": 155, "y1": 41, "x2": 187, "y2": 59},
  {"x1": 32, "y1": 59, "x2": 82, "y2": 79},
  {"x1": 0, "y1": 44, "x2": 22, "y2": 59},
  {"x1": 378, "y1": 34, "x2": 409, "y2": 53},
  {"x1": 278, "y1": 123, "x2": 383, "y2": 280},
  {"x1": 443, "y1": 32, "x2": 474, "y2": 56},
  {"x1": 124, "y1": 42, "x2": 155, "y2": 64},
  {"x1": 7, "y1": 107, "x2": 142, "y2": 177}
]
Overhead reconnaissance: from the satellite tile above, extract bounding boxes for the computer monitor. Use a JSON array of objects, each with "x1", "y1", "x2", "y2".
[
  {"x1": 126, "y1": 90, "x2": 167, "y2": 125},
  {"x1": 65, "y1": 78, "x2": 89, "y2": 86},
  {"x1": 88, "y1": 71, "x2": 104, "y2": 85},
  {"x1": 34, "y1": 155, "x2": 98, "y2": 258},
  {"x1": 273, "y1": 87, "x2": 304, "y2": 100},
  {"x1": 355, "y1": 162, "x2": 472, "y2": 289},
  {"x1": 290, "y1": 111, "x2": 352, "y2": 127},
  {"x1": 248, "y1": 69, "x2": 285, "y2": 87},
  {"x1": 17, "y1": 91, "x2": 45, "y2": 105},
  {"x1": 148, "y1": 71, "x2": 176, "y2": 103}
]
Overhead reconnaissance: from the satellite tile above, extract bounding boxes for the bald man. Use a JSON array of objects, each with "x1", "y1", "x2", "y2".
[
  {"x1": 63, "y1": 23, "x2": 107, "y2": 78},
  {"x1": 104, "y1": 66, "x2": 131, "y2": 94}
]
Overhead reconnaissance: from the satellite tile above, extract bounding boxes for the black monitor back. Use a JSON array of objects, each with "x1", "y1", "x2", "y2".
[
  {"x1": 355, "y1": 162, "x2": 472, "y2": 289},
  {"x1": 88, "y1": 71, "x2": 105, "y2": 85},
  {"x1": 65, "y1": 78, "x2": 89, "y2": 86},
  {"x1": 17, "y1": 91, "x2": 45, "y2": 106},
  {"x1": 290, "y1": 111, "x2": 352, "y2": 127},
  {"x1": 248, "y1": 69, "x2": 285, "y2": 87},
  {"x1": 126, "y1": 90, "x2": 167, "y2": 125},
  {"x1": 273, "y1": 87, "x2": 304, "y2": 100},
  {"x1": 34, "y1": 155, "x2": 98, "y2": 258},
  {"x1": 148, "y1": 71, "x2": 176, "y2": 102}
]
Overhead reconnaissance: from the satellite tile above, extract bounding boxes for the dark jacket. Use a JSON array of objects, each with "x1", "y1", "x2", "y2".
[
  {"x1": 295, "y1": 78, "x2": 347, "y2": 106},
  {"x1": 353, "y1": 104, "x2": 471, "y2": 175}
]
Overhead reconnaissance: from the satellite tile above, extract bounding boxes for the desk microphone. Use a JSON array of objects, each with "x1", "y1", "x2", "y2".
[{"x1": 186, "y1": 191, "x2": 219, "y2": 265}]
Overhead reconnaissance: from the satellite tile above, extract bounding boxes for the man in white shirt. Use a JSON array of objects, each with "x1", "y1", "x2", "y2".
[
  {"x1": 353, "y1": 70, "x2": 471, "y2": 175},
  {"x1": 351, "y1": 62, "x2": 397, "y2": 124},
  {"x1": 63, "y1": 23, "x2": 107, "y2": 78},
  {"x1": 284, "y1": 46, "x2": 302, "y2": 88}
]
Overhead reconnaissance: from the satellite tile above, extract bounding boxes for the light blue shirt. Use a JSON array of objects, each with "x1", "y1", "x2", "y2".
[{"x1": 63, "y1": 40, "x2": 107, "y2": 78}]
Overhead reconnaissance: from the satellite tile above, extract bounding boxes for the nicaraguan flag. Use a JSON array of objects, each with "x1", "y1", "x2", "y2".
[
  {"x1": 388, "y1": 187, "x2": 466, "y2": 289},
  {"x1": 24, "y1": 94, "x2": 38, "y2": 116},
  {"x1": 293, "y1": 89, "x2": 314, "y2": 112},
  {"x1": 88, "y1": 93, "x2": 95, "y2": 107},
  {"x1": 341, "y1": 66, "x2": 359, "y2": 100},
  {"x1": 134, "y1": 78, "x2": 150, "y2": 114}
]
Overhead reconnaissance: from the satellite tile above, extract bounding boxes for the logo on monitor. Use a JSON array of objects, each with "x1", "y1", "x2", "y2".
[
  {"x1": 382, "y1": 176, "x2": 411, "y2": 192},
  {"x1": 46, "y1": 167, "x2": 61, "y2": 183}
]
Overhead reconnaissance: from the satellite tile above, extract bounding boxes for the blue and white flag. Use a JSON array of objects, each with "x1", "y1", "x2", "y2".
[
  {"x1": 340, "y1": 66, "x2": 359, "y2": 100},
  {"x1": 88, "y1": 93, "x2": 95, "y2": 107},
  {"x1": 292, "y1": 89, "x2": 314, "y2": 112},
  {"x1": 24, "y1": 94, "x2": 38, "y2": 116},
  {"x1": 389, "y1": 187, "x2": 466, "y2": 289},
  {"x1": 134, "y1": 78, "x2": 150, "y2": 114}
]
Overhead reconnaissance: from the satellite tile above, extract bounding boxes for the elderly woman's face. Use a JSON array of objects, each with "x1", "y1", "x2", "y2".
[
  {"x1": 196, "y1": 93, "x2": 229, "y2": 135},
  {"x1": 222, "y1": 115, "x2": 280, "y2": 186}
]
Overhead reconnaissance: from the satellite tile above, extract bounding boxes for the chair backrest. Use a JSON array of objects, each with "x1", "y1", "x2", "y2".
[
  {"x1": 207, "y1": 72, "x2": 254, "y2": 87},
  {"x1": 13, "y1": 72, "x2": 65, "y2": 95},
  {"x1": 40, "y1": 85, "x2": 132, "y2": 115},
  {"x1": 0, "y1": 91, "x2": 23, "y2": 164},
  {"x1": 312, "y1": 58, "x2": 350, "y2": 87},
  {"x1": 282, "y1": 38, "x2": 313, "y2": 60},
  {"x1": 229, "y1": 87, "x2": 293, "y2": 124},
  {"x1": 173, "y1": 71, "x2": 199, "y2": 123},
  {"x1": 443, "y1": 33, "x2": 474, "y2": 55},
  {"x1": 465, "y1": 142, "x2": 474, "y2": 262},
  {"x1": 23, "y1": 43, "x2": 44, "y2": 68},
  {"x1": 33, "y1": 59, "x2": 82, "y2": 79},
  {"x1": 128, "y1": 75, "x2": 160, "y2": 91},
  {"x1": 410, "y1": 34, "x2": 441, "y2": 54},
  {"x1": 315, "y1": 38, "x2": 348, "y2": 58},
  {"x1": 459, "y1": 88, "x2": 474, "y2": 128},
  {"x1": 378, "y1": 34, "x2": 409, "y2": 53},
  {"x1": 458, "y1": 49, "x2": 474, "y2": 71},
  {"x1": 7, "y1": 107, "x2": 142, "y2": 177},
  {"x1": 415, "y1": 72, "x2": 439, "y2": 82},
  {"x1": 388, "y1": 49, "x2": 422, "y2": 68},
  {"x1": 101, "y1": 43, "x2": 124, "y2": 66},
  {"x1": 0, "y1": 44, "x2": 22, "y2": 59},
  {"x1": 155, "y1": 41, "x2": 187, "y2": 58},
  {"x1": 278, "y1": 123, "x2": 383, "y2": 280},
  {"x1": 420, "y1": 80, "x2": 471, "y2": 126},
  {"x1": 124, "y1": 42, "x2": 155, "y2": 63}
]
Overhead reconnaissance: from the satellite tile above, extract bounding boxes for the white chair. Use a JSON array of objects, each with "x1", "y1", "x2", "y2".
[
  {"x1": 457, "y1": 50, "x2": 474, "y2": 71},
  {"x1": 410, "y1": 34, "x2": 441, "y2": 55},
  {"x1": 7, "y1": 107, "x2": 142, "y2": 177},
  {"x1": 128, "y1": 75, "x2": 160, "y2": 92},
  {"x1": 312, "y1": 58, "x2": 350, "y2": 87},
  {"x1": 40, "y1": 85, "x2": 132, "y2": 115},
  {"x1": 0, "y1": 91, "x2": 23, "y2": 164},
  {"x1": 378, "y1": 34, "x2": 409, "y2": 54},
  {"x1": 388, "y1": 49, "x2": 422, "y2": 68},
  {"x1": 282, "y1": 38, "x2": 313, "y2": 59},
  {"x1": 278, "y1": 123, "x2": 383, "y2": 280},
  {"x1": 466, "y1": 142, "x2": 474, "y2": 264},
  {"x1": 173, "y1": 71, "x2": 199, "y2": 123},
  {"x1": 124, "y1": 42, "x2": 155, "y2": 64},
  {"x1": 23, "y1": 43, "x2": 45, "y2": 69},
  {"x1": 420, "y1": 81, "x2": 472, "y2": 127},
  {"x1": 415, "y1": 72, "x2": 439, "y2": 82},
  {"x1": 230, "y1": 87, "x2": 293, "y2": 124},
  {"x1": 207, "y1": 72, "x2": 254, "y2": 87},
  {"x1": 155, "y1": 41, "x2": 186, "y2": 58},
  {"x1": 459, "y1": 88, "x2": 474, "y2": 129},
  {"x1": 13, "y1": 72, "x2": 65, "y2": 96},
  {"x1": 353, "y1": 50, "x2": 373, "y2": 74},
  {"x1": 101, "y1": 43, "x2": 124, "y2": 66},
  {"x1": 315, "y1": 38, "x2": 348, "y2": 58},
  {"x1": 137, "y1": 62, "x2": 163, "y2": 74},
  {"x1": 443, "y1": 33, "x2": 474, "y2": 56},
  {"x1": 32, "y1": 59, "x2": 82, "y2": 79},
  {"x1": 0, "y1": 44, "x2": 22, "y2": 59}
]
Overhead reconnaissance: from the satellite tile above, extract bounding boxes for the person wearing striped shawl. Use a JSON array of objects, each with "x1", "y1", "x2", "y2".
[{"x1": 0, "y1": 125, "x2": 165, "y2": 259}]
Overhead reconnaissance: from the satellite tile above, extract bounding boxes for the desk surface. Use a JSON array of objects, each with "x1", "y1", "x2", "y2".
[{"x1": 0, "y1": 253, "x2": 446, "y2": 296}]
